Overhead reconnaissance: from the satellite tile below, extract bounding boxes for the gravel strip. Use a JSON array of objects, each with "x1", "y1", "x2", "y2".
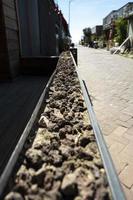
[{"x1": 4, "y1": 52, "x2": 112, "y2": 200}]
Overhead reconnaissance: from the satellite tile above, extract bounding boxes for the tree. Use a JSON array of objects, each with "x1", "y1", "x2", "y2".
[
  {"x1": 82, "y1": 27, "x2": 92, "y2": 45},
  {"x1": 114, "y1": 18, "x2": 128, "y2": 45}
]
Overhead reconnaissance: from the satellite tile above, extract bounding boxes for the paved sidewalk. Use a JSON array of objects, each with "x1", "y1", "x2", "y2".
[
  {"x1": 78, "y1": 46, "x2": 133, "y2": 200},
  {"x1": 0, "y1": 75, "x2": 49, "y2": 175}
]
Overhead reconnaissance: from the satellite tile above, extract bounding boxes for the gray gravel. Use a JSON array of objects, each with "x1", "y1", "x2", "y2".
[{"x1": 4, "y1": 52, "x2": 112, "y2": 200}]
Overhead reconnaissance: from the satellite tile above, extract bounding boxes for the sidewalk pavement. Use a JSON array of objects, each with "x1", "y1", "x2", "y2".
[
  {"x1": 78, "y1": 46, "x2": 133, "y2": 200},
  {"x1": 0, "y1": 75, "x2": 49, "y2": 175}
]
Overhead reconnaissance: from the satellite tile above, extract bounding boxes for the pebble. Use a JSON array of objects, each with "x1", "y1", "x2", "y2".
[
  {"x1": 38, "y1": 116, "x2": 47, "y2": 128},
  {"x1": 77, "y1": 147, "x2": 93, "y2": 161},
  {"x1": 25, "y1": 149, "x2": 43, "y2": 169},
  {"x1": 32, "y1": 167, "x2": 45, "y2": 187},
  {"x1": 5, "y1": 192, "x2": 23, "y2": 200},
  {"x1": 59, "y1": 128, "x2": 66, "y2": 139},
  {"x1": 61, "y1": 173, "x2": 78, "y2": 196},
  {"x1": 14, "y1": 180, "x2": 29, "y2": 195},
  {"x1": 4, "y1": 52, "x2": 111, "y2": 200},
  {"x1": 79, "y1": 135, "x2": 90, "y2": 147}
]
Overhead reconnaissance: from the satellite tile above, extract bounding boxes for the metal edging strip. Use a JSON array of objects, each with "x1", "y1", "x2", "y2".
[
  {"x1": 0, "y1": 69, "x2": 57, "y2": 197},
  {"x1": 70, "y1": 51, "x2": 126, "y2": 200},
  {"x1": 81, "y1": 80, "x2": 126, "y2": 200}
]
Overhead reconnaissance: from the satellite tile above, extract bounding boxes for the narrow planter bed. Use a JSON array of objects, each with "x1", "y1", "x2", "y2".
[{"x1": 4, "y1": 52, "x2": 112, "y2": 200}]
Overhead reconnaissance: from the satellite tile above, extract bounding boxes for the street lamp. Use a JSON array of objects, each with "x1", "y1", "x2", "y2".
[{"x1": 68, "y1": 0, "x2": 75, "y2": 31}]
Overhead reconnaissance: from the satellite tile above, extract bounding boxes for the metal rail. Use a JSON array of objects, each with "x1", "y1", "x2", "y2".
[
  {"x1": 0, "y1": 69, "x2": 56, "y2": 197},
  {"x1": 70, "y1": 51, "x2": 126, "y2": 200},
  {"x1": 81, "y1": 80, "x2": 126, "y2": 200}
]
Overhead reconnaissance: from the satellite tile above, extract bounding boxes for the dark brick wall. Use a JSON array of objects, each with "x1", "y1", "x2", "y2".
[{"x1": 0, "y1": 0, "x2": 20, "y2": 80}]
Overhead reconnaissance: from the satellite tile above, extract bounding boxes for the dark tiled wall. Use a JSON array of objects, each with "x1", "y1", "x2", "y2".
[{"x1": 0, "y1": 0, "x2": 20, "y2": 79}]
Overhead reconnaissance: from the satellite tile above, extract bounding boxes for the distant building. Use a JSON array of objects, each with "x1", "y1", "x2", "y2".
[
  {"x1": 103, "y1": 2, "x2": 133, "y2": 49},
  {"x1": 124, "y1": 6, "x2": 133, "y2": 50},
  {"x1": 103, "y1": 2, "x2": 133, "y2": 31},
  {"x1": 103, "y1": 10, "x2": 117, "y2": 31},
  {"x1": 91, "y1": 25, "x2": 103, "y2": 38}
]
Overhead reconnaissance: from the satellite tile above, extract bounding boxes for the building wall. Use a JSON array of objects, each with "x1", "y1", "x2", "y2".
[
  {"x1": 103, "y1": 3, "x2": 133, "y2": 30},
  {"x1": 0, "y1": 1, "x2": 10, "y2": 79},
  {"x1": 17, "y1": 0, "x2": 59, "y2": 57},
  {"x1": 91, "y1": 25, "x2": 103, "y2": 37},
  {"x1": 38, "y1": 0, "x2": 52, "y2": 56},
  {"x1": 38, "y1": 0, "x2": 58, "y2": 56},
  {"x1": 0, "y1": 0, "x2": 20, "y2": 79},
  {"x1": 0, "y1": 0, "x2": 67, "y2": 79},
  {"x1": 17, "y1": 0, "x2": 41, "y2": 56},
  {"x1": 103, "y1": 11, "x2": 117, "y2": 30}
]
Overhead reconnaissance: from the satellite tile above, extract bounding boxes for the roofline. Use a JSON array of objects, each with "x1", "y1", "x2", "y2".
[
  {"x1": 117, "y1": 2, "x2": 133, "y2": 12},
  {"x1": 103, "y1": 2, "x2": 133, "y2": 20},
  {"x1": 103, "y1": 10, "x2": 117, "y2": 20}
]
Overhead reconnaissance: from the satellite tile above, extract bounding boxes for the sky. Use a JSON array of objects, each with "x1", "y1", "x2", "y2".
[{"x1": 56, "y1": 0, "x2": 132, "y2": 43}]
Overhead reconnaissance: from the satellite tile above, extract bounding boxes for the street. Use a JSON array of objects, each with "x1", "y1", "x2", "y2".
[{"x1": 78, "y1": 46, "x2": 133, "y2": 200}]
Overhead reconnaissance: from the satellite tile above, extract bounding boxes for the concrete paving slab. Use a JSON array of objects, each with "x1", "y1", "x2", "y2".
[{"x1": 78, "y1": 46, "x2": 133, "y2": 199}]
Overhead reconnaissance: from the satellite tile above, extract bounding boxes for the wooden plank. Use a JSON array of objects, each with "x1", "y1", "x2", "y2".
[
  {"x1": 0, "y1": 2, "x2": 5, "y2": 31},
  {"x1": 9, "y1": 60, "x2": 20, "y2": 77},
  {"x1": 8, "y1": 50, "x2": 19, "y2": 61},
  {"x1": 10, "y1": 58, "x2": 19, "y2": 68},
  {"x1": 2, "y1": 0, "x2": 15, "y2": 9},
  {"x1": 6, "y1": 28, "x2": 19, "y2": 41},
  {"x1": 0, "y1": 18, "x2": 4, "y2": 29},
  {"x1": 7, "y1": 39, "x2": 19, "y2": 51},
  {"x1": 4, "y1": 16, "x2": 17, "y2": 31},
  {"x1": 0, "y1": 0, "x2": 19, "y2": 79},
  {"x1": 0, "y1": 53, "x2": 7, "y2": 59},
  {"x1": 0, "y1": 59, "x2": 9, "y2": 73},
  {"x1": 9, "y1": 62, "x2": 19, "y2": 77},
  {"x1": 0, "y1": 3, "x2": 9, "y2": 79},
  {"x1": 3, "y1": 4, "x2": 16, "y2": 20},
  {"x1": 0, "y1": 31, "x2": 7, "y2": 52}
]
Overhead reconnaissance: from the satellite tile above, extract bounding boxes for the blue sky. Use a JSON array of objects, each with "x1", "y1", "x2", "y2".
[{"x1": 56, "y1": 0, "x2": 132, "y2": 43}]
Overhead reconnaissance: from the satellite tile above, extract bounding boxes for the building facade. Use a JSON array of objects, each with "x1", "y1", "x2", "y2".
[
  {"x1": 17, "y1": 0, "x2": 70, "y2": 57},
  {"x1": 0, "y1": 0, "x2": 69, "y2": 80},
  {"x1": 103, "y1": 2, "x2": 133, "y2": 49},
  {"x1": 91, "y1": 25, "x2": 103, "y2": 38},
  {"x1": 103, "y1": 2, "x2": 133, "y2": 30}
]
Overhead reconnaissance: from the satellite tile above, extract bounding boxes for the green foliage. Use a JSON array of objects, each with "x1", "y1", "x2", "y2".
[
  {"x1": 82, "y1": 27, "x2": 92, "y2": 45},
  {"x1": 114, "y1": 18, "x2": 128, "y2": 45}
]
